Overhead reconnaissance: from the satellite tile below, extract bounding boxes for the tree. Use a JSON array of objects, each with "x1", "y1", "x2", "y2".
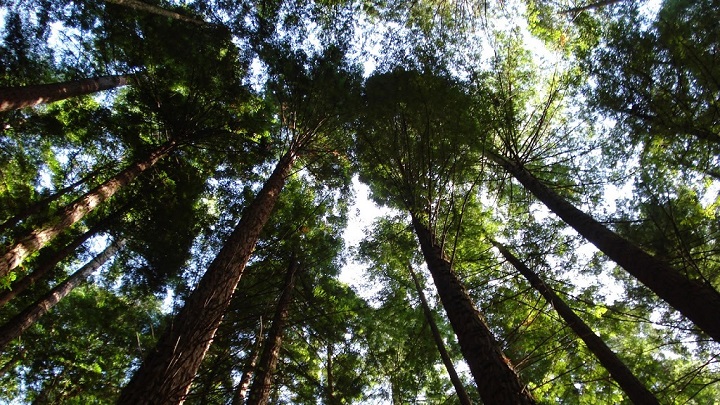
[
  {"x1": 357, "y1": 69, "x2": 535, "y2": 403},
  {"x1": 0, "y1": 238, "x2": 124, "y2": 350},
  {"x1": 0, "y1": 75, "x2": 133, "y2": 112},
  {"x1": 407, "y1": 264, "x2": 473, "y2": 405},
  {"x1": 247, "y1": 258, "x2": 299, "y2": 405},
  {"x1": 490, "y1": 238, "x2": 658, "y2": 404},
  {"x1": 0, "y1": 139, "x2": 176, "y2": 280},
  {"x1": 486, "y1": 149, "x2": 720, "y2": 342}
]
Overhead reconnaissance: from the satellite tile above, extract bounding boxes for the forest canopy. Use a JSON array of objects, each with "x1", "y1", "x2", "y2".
[{"x1": 0, "y1": 0, "x2": 719, "y2": 403}]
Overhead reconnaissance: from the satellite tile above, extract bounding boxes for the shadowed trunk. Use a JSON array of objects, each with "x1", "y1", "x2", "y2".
[
  {"x1": 104, "y1": 0, "x2": 206, "y2": 25},
  {"x1": 489, "y1": 151, "x2": 720, "y2": 342},
  {"x1": 491, "y1": 240, "x2": 659, "y2": 404},
  {"x1": 0, "y1": 140, "x2": 176, "y2": 279},
  {"x1": 0, "y1": 239, "x2": 124, "y2": 351},
  {"x1": 117, "y1": 150, "x2": 296, "y2": 405},
  {"x1": 411, "y1": 215, "x2": 535, "y2": 404},
  {"x1": 0, "y1": 75, "x2": 133, "y2": 111},
  {"x1": 408, "y1": 264, "x2": 473, "y2": 405},
  {"x1": 561, "y1": 0, "x2": 626, "y2": 14},
  {"x1": 247, "y1": 259, "x2": 299, "y2": 405},
  {"x1": 232, "y1": 320, "x2": 264, "y2": 405}
]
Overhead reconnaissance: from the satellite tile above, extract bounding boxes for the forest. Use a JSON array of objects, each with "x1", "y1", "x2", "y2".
[{"x1": 0, "y1": 0, "x2": 719, "y2": 403}]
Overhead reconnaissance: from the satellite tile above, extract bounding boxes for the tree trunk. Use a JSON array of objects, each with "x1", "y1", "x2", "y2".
[
  {"x1": 408, "y1": 264, "x2": 473, "y2": 405},
  {"x1": 117, "y1": 150, "x2": 296, "y2": 405},
  {"x1": 0, "y1": 140, "x2": 176, "y2": 279},
  {"x1": 325, "y1": 342, "x2": 338, "y2": 405},
  {"x1": 104, "y1": 0, "x2": 206, "y2": 25},
  {"x1": 0, "y1": 168, "x2": 104, "y2": 235},
  {"x1": 232, "y1": 319, "x2": 264, "y2": 405},
  {"x1": 247, "y1": 259, "x2": 299, "y2": 405},
  {"x1": 411, "y1": 215, "x2": 535, "y2": 404},
  {"x1": 0, "y1": 75, "x2": 133, "y2": 112},
  {"x1": 489, "y1": 151, "x2": 720, "y2": 342},
  {"x1": 0, "y1": 222, "x2": 99, "y2": 308},
  {"x1": 0, "y1": 239, "x2": 124, "y2": 351},
  {"x1": 491, "y1": 240, "x2": 659, "y2": 404},
  {"x1": 560, "y1": 0, "x2": 626, "y2": 14}
]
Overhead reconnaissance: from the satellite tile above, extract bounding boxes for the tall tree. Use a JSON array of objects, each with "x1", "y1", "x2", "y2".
[
  {"x1": 486, "y1": 149, "x2": 720, "y2": 342},
  {"x1": 118, "y1": 46, "x2": 358, "y2": 403},
  {"x1": 490, "y1": 238, "x2": 659, "y2": 404},
  {"x1": 246, "y1": 258, "x2": 299, "y2": 405},
  {"x1": 0, "y1": 75, "x2": 133, "y2": 112},
  {"x1": 357, "y1": 69, "x2": 534, "y2": 403},
  {"x1": 407, "y1": 264, "x2": 473, "y2": 405},
  {"x1": 0, "y1": 238, "x2": 124, "y2": 351},
  {"x1": 0, "y1": 140, "x2": 176, "y2": 280}
]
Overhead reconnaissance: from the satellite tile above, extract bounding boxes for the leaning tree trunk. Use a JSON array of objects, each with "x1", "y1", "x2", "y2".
[
  {"x1": 411, "y1": 215, "x2": 535, "y2": 404},
  {"x1": 117, "y1": 150, "x2": 297, "y2": 405},
  {"x1": 0, "y1": 75, "x2": 133, "y2": 112},
  {"x1": 0, "y1": 168, "x2": 104, "y2": 235},
  {"x1": 232, "y1": 319, "x2": 264, "y2": 405},
  {"x1": 488, "y1": 151, "x2": 720, "y2": 342},
  {"x1": 491, "y1": 240, "x2": 659, "y2": 404},
  {"x1": 408, "y1": 264, "x2": 473, "y2": 405},
  {"x1": 0, "y1": 239, "x2": 124, "y2": 351},
  {"x1": 247, "y1": 259, "x2": 299, "y2": 405},
  {"x1": 0, "y1": 222, "x2": 100, "y2": 308},
  {"x1": 0, "y1": 140, "x2": 176, "y2": 279},
  {"x1": 103, "y1": 0, "x2": 206, "y2": 25}
]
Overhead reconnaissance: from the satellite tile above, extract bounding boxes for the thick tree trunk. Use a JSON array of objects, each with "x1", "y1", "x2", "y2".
[
  {"x1": 489, "y1": 151, "x2": 720, "y2": 342},
  {"x1": 491, "y1": 240, "x2": 659, "y2": 404},
  {"x1": 325, "y1": 342, "x2": 338, "y2": 405},
  {"x1": 104, "y1": 0, "x2": 206, "y2": 25},
  {"x1": 408, "y1": 264, "x2": 473, "y2": 405},
  {"x1": 0, "y1": 239, "x2": 124, "y2": 351},
  {"x1": 0, "y1": 140, "x2": 176, "y2": 279},
  {"x1": 411, "y1": 215, "x2": 535, "y2": 404},
  {"x1": 232, "y1": 320, "x2": 264, "y2": 405},
  {"x1": 0, "y1": 75, "x2": 133, "y2": 112},
  {"x1": 117, "y1": 150, "x2": 296, "y2": 405},
  {"x1": 247, "y1": 259, "x2": 299, "y2": 405},
  {"x1": 0, "y1": 223, "x2": 99, "y2": 308}
]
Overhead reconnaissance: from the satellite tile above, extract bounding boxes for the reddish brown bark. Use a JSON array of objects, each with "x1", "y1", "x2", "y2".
[
  {"x1": 489, "y1": 151, "x2": 720, "y2": 342},
  {"x1": 408, "y1": 264, "x2": 473, "y2": 405},
  {"x1": 411, "y1": 215, "x2": 535, "y2": 404},
  {"x1": 117, "y1": 150, "x2": 296, "y2": 404},
  {"x1": 491, "y1": 240, "x2": 659, "y2": 404},
  {"x1": 0, "y1": 224, "x2": 98, "y2": 308},
  {"x1": 0, "y1": 140, "x2": 175, "y2": 279},
  {"x1": 0, "y1": 75, "x2": 133, "y2": 111},
  {"x1": 0, "y1": 239, "x2": 124, "y2": 351},
  {"x1": 247, "y1": 259, "x2": 299, "y2": 405}
]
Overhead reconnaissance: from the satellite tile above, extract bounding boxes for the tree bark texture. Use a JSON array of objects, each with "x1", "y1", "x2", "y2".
[
  {"x1": 408, "y1": 264, "x2": 473, "y2": 405},
  {"x1": 491, "y1": 240, "x2": 659, "y2": 404},
  {"x1": 0, "y1": 239, "x2": 124, "y2": 351},
  {"x1": 247, "y1": 259, "x2": 299, "y2": 405},
  {"x1": 489, "y1": 151, "x2": 720, "y2": 343},
  {"x1": 0, "y1": 223, "x2": 99, "y2": 308},
  {"x1": 411, "y1": 215, "x2": 535, "y2": 405},
  {"x1": 232, "y1": 320, "x2": 264, "y2": 405},
  {"x1": 0, "y1": 75, "x2": 132, "y2": 112},
  {"x1": 0, "y1": 140, "x2": 176, "y2": 280},
  {"x1": 104, "y1": 0, "x2": 206, "y2": 25},
  {"x1": 117, "y1": 150, "x2": 296, "y2": 405},
  {"x1": 0, "y1": 168, "x2": 102, "y2": 235}
]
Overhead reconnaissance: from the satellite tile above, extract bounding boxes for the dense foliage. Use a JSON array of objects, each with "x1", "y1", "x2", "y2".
[{"x1": 1, "y1": 0, "x2": 719, "y2": 403}]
